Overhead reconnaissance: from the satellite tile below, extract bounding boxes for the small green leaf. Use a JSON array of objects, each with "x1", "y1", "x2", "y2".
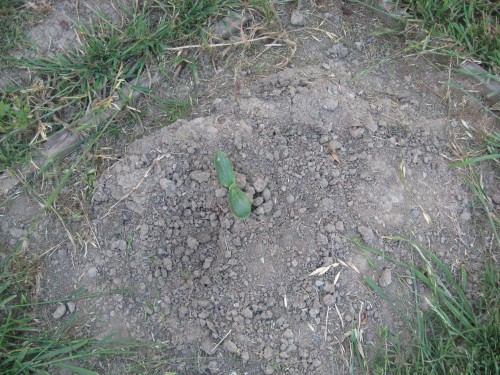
[
  {"x1": 228, "y1": 186, "x2": 252, "y2": 220},
  {"x1": 214, "y1": 151, "x2": 236, "y2": 188}
]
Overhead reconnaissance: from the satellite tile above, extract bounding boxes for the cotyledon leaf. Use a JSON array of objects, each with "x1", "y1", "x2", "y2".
[
  {"x1": 214, "y1": 151, "x2": 236, "y2": 188},
  {"x1": 228, "y1": 186, "x2": 252, "y2": 220}
]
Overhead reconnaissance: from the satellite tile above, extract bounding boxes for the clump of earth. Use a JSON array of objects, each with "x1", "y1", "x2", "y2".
[{"x1": 0, "y1": 1, "x2": 496, "y2": 374}]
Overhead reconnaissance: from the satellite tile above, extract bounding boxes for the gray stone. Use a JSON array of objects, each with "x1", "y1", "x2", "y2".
[
  {"x1": 329, "y1": 140, "x2": 342, "y2": 150},
  {"x1": 201, "y1": 275, "x2": 211, "y2": 286},
  {"x1": 350, "y1": 127, "x2": 365, "y2": 138},
  {"x1": 323, "y1": 99, "x2": 339, "y2": 111},
  {"x1": 66, "y1": 301, "x2": 76, "y2": 314},
  {"x1": 201, "y1": 339, "x2": 215, "y2": 355},
  {"x1": 203, "y1": 257, "x2": 213, "y2": 269},
  {"x1": 317, "y1": 233, "x2": 328, "y2": 245},
  {"x1": 324, "y1": 282, "x2": 335, "y2": 293},
  {"x1": 52, "y1": 304, "x2": 66, "y2": 320},
  {"x1": 379, "y1": 268, "x2": 392, "y2": 287},
  {"x1": 111, "y1": 239, "x2": 127, "y2": 251},
  {"x1": 263, "y1": 188, "x2": 271, "y2": 201},
  {"x1": 208, "y1": 360, "x2": 219, "y2": 373},
  {"x1": 223, "y1": 340, "x2": 238, "y2": 353},
  {"x1": 325, "y1": 222, "x2": 336, "y2": 233},
  {"x1": 159, "y1": 178, "x2": 176, "y2": 196},
  {"x1": 87, "y1": 267, "x2": 98, "y2": 278},
  {"x1": 253, "y1": 196, "x2": 264, "y2": 206},
  {"x1": 263, "y1": 346, "x2": 274, "y2": 360},
  {"x1": 190, "y1": 170, "x2": 210, "y2": 183},
  {"x1": 492, "y1": 193, "x2": 500, "y2": 205},
  {"x1": 215, "y1": 188, "x2": 227, "y2": 198},
  {"x1": 361, "y1": 115, "x2": 378, "y2": 132},
  {"x1": 321, "y1": 197, "x2": 335, "y2": 212},
  {"x1": 283, "y1": 328, "x2": 294, "y2": 339},
  {"x1": 322, "y1": 294, "x2": 336, "y2": 306},
  {"x1": 335, "y1": 221, "x2": 345, "y2": 231},
  {"x1": 241, "y1": 307, "x2": 253, "y2": 319},
  {"x1": 212, "y1": 11, "x2": 251, "y2": 40},
  {"x1": 290, "y1": 10, "x2": 305, "y2": 26},
  {"x1": 358, "y1": 226, "x2": 375, "y2": 244},
  {"x1": 329, "y1": 43, "x2": 348, "y2": 58},
  {"x1": 163, "y1": 257, "x2": 173, "y2": 271},
  {"x1": 460, "y1": 210, "x2": 471, "y2": 222},
  {"x1": 254, "y1": 178, "x2": 267, "y2": 193},
  {"x1": 187, "y1": 236, "x2": 199, "y2": 250}
]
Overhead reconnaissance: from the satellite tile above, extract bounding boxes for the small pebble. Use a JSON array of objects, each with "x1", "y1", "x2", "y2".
[
  {"x1": 66, "y1": 301, "x2": 76, "y2": 314},
  {"x1": 283, "y1": 328, "x2": 294, "y2": 339},
  {"x1": 379, "y1": 268, "x2": 392, "y2": 287},
  {"x1": 87, "y1": 267, "x2": 98, "y2": 278},
  {"x1": 290, "y1": 10, "x2": 305, "y2": 26},
  {"x1": 223, "y1": 340, "x2": 238, "y2": 353},
  {"x1": 254, "y1": 179, "x2": 267, "y2": 193},
  {"x1": 52, "y1": 304, "x2": 67, "y2": 320},
  {"x1": 263, "y1": 346, "x2": 274, "y2": 360}
]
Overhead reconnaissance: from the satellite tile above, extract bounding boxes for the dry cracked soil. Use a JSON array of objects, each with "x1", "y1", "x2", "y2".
[{"x1": 0, "y1": 1, "x2": 498, "y2": 374}]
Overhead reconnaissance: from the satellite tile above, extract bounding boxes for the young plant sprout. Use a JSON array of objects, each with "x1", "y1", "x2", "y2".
[{"x1": 214, "y1": 151, "x2": 252, "y2": 220}]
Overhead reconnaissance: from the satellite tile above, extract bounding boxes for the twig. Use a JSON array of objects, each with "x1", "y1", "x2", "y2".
[
  {"x1": 210, "y1": 329, "x2": 232, "y2": 354},
  {"x1": 335, "y1": 303, "x2": 344, "y2": 329},
  {"x1": 163, "y1": 33, "x2": 286, "y2": 51},
  {"x1": 324, "y1": 305, "x2": 330, "y2": 341}
]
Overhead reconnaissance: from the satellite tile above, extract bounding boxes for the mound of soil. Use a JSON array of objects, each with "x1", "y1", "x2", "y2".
[{"x1": 79, "y1": 64, "x2": 473, "y2": 373}]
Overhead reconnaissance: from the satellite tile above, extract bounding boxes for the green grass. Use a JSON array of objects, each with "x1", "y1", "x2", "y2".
[
  {"x1": 356, "y1": 0, "x2": 500, "y2": 89},
  {"x1": 401, "y1": 0, "x2": 500, "y2": 75},
  {"x1": 0, "y1": 0, "x2": 29, "y2": 63},
  {"x1": 0, "y1": 0, "x2": 263, "y2": 173},
  {"x1": 355, "y1": 237, "x2": 499, "y2": 375},
  {"x1": 382, "y1": 0, "x2": 498, "y2": 74},
  {"x1": 451, "y1": 124, "x2": 499, "y2": 247}
]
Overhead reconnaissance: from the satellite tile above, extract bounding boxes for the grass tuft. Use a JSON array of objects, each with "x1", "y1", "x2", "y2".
[
  {"x1": 0, "y1": 0, "x2": 28, "y2": 65},
  {"x1": 451, "y1": 124, "x2": 499, "y2": 247},
  {"x1": 0, "y1": 242, "x2": 172, "y2": 374},
  {"x1": 355, "y1": 237, "x2": 499, "y2": 375},
  {"x1": 401, "y1": 0, "x2": 500, "y2": 74},
  {"x1": 1, "y1": 0, "x2": 263, "y2": 174}
]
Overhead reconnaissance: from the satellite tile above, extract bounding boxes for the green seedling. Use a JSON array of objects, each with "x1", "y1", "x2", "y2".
[{"x1": 214, "y1": 151, "x2": 251, "y2": 220}]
